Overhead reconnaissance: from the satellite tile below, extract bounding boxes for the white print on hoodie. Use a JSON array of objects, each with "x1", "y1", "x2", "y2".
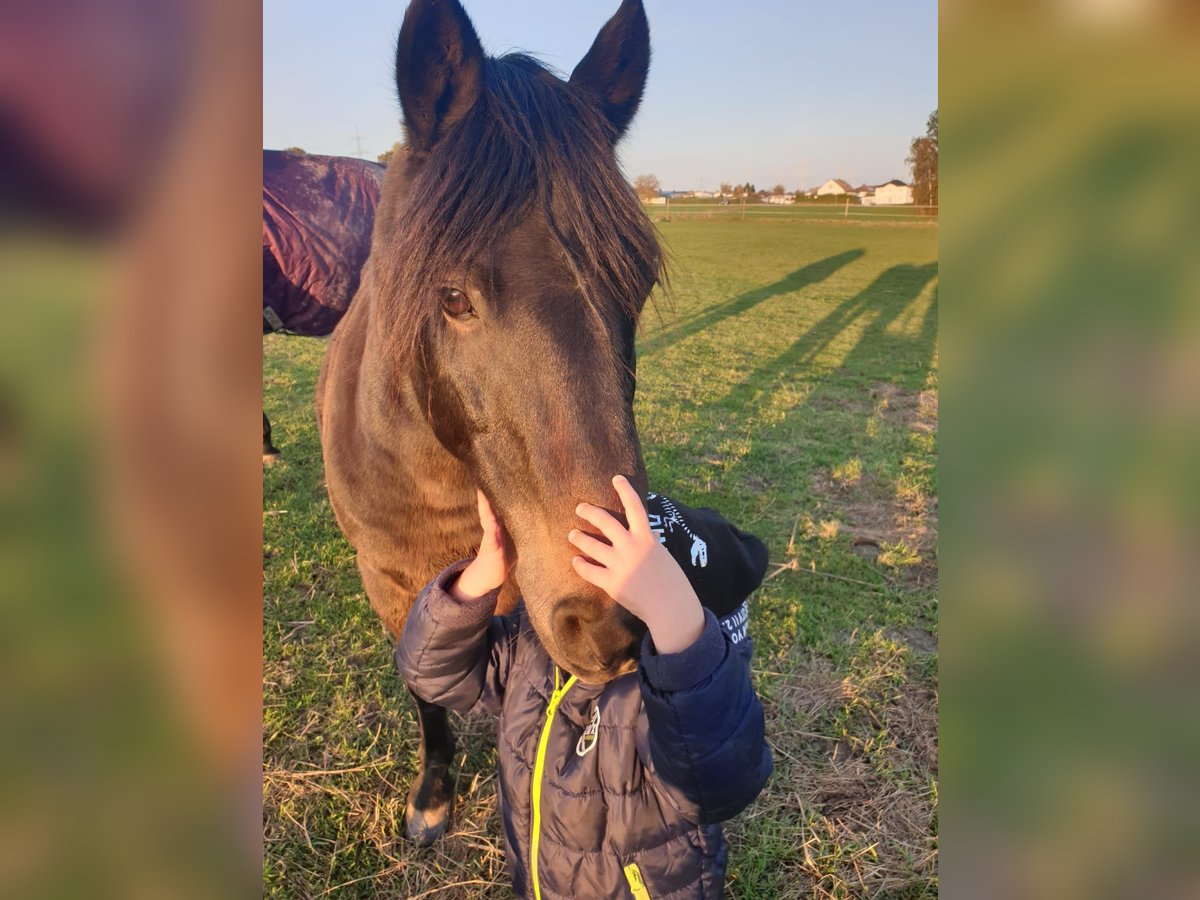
[{"x1": 645, "y1": 493, "x2": 709, "y2": 568}]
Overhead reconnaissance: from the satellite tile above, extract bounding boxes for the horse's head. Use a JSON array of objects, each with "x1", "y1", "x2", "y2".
[{"x1": 380, "y1": 0, "x2": 661, "y2": 683}]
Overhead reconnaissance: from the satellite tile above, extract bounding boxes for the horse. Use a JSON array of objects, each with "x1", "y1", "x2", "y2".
[
  {"x1": 262, "y1": 149, "x2": 386, "y2": 462},
  {"x1": 316, "y1": 0, "x2": 661, "y2": 845}
]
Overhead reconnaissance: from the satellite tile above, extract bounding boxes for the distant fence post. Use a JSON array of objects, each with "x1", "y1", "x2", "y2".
[
  {"x1": 844, "y1": 196, "x2": 849, "y2": 219},
  {"x1": 741, "y1": 197, "x2": 746, "y2": 221},
  {"x1": 665, "y1": 194, "x2": 670, "y2": 222}
]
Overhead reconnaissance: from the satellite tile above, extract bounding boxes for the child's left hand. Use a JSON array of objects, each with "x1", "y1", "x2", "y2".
[
  {"x1": 569, "y1": 476, "x2": 706, "y2": 654},
  {"x1": 450, "y1": 490, "x2": 515, "y2": 603}
]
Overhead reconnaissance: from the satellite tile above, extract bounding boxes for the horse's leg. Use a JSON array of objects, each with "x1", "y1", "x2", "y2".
[
  {"x1": 355, "y1": 558, "x2": 459, "y2": 845},
  {"x1": 405, "y1": 690, "x2": 456, "y2": 846},
  {"x1": 263, "y1": 410, "x2": 281, "y2": 464}
]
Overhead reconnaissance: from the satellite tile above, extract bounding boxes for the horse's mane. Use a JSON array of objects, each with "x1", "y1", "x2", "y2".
[{"x1": 378, "y1": 53, "x2": 664, "y2": 350}]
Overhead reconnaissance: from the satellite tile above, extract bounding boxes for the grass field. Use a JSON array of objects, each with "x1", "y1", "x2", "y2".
[{"x1": 264, "y1": 217, "x2": 939, "y2": 898}]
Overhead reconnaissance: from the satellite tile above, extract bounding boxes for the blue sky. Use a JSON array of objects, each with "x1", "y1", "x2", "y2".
[{"x1": 263, "y1": 0, "x2": 937, "y2": 191}]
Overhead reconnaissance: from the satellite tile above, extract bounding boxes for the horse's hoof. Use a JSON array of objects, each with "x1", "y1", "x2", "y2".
[{"x1": 404, "y1": 799, "x2": 450, "y2": 847}]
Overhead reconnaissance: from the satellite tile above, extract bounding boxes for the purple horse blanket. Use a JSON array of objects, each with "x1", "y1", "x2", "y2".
[{"x1": 262, "y1": 150, "x2": 385, "y2": 336}]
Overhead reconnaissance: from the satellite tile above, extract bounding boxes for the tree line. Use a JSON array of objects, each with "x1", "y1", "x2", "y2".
[{"x1": 631, "y1": 110, "x2": 937, "y2": 206}]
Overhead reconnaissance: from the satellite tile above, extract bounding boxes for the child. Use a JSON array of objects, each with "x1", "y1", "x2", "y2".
[{"x1": 397, "y1": 475, "x2": 772, "y2": 899}]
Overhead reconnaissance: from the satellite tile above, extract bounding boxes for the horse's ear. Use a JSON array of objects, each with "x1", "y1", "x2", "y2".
[
  {"x1": 395, "y1": 0, "x2": 485, "y2": 154},
  {"x1": 569, "y1": 0, "x2": 650, "y2": 140}
]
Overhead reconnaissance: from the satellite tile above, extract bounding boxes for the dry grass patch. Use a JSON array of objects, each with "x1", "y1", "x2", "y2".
[
  {"x1": 739, "y1": 633, "x2": 938, "y2": 899},
  {"x1": 809, "y1": 382, "x2": 938, "y2": 589},
  {"x1": 811, "y1": 470, "x2": 930, "y2": 554},
  {"x1": 263, "y1": 716, "x2": 513, "y2": 898},
  {"x1": 872, "y1": 383, "x2": 938, "y2": 436}
]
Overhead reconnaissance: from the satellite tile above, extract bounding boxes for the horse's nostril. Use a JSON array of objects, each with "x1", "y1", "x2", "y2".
[
  {"x1": 553, "y1": 595, "x2": 598, "y2": 628},
  {"x1": 559, "y1": 614, "x2": 583, "y2": 642},
  {"x1": 552, "y1": 595, "x2": 605, "y2": 654}
]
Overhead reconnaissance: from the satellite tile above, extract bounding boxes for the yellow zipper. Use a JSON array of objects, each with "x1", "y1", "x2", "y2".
[
  {"x1": 531, "y1": 667, "x2": 577, "y2": 900},
  {"x1": 624, "y1": 862, "x2": 652, "y2": 899}
]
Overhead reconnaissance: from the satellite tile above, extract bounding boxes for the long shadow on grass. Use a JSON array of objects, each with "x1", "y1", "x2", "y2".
[
  {"x1": 672, "y1": 261, "x2": 938, "y2": 571},
  {"x1": 638, "y1": 248, "x2": 866, "y2": 360},
  {"x1": 710, "y1": 262, "x2": 939, "y2": 422},
  {"x1": 683, "y1": 261, "x2": 937, "y2": 679}
]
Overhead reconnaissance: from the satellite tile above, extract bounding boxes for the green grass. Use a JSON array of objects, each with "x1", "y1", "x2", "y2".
[{"x1": 264, "y1": 217, "x2": 938, "y2": 898}]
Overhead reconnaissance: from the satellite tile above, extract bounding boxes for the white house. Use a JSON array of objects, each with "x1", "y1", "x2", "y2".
[
  {"x1": 764, "y1": 194, "x2": 794, "y2": 205},
  {"x1": 874, "y1": 179, "x2": 913, "y2": 205},
  {"x1": 855, "y1": 184, "x2": 877, "y2": 206},
  {"x1": 815, "y1": 178, "x2": 855, "y2": 197}
]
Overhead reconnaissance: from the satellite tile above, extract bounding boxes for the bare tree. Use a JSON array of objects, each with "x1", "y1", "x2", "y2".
[
  {"x1": 633, "y1": 174, "x2": 661, "y2": 201},
  {"x1": 772, "y1": 183, "x2": 785, "y2": 196},
  {"x1": 719, "y1": 181, "x2": 733, "y2": 195}
]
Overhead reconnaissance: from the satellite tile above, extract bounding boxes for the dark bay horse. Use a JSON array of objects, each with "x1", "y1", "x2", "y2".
[
  {"x1": 317, "y1": 0, "x2": 661, "y2": 844},
  {"x1": 262, "y1": 149, "x2": 385, "y2": 461}
]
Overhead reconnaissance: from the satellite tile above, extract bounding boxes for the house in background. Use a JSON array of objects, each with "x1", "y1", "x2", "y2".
[
  {"x1": 874, "y1": 179, "x2": 913, "y2": 205},
  {"x1": 815, "y1": 178, "x2": 855, "y2": 196},
  {"x1": 764, "y1": 194, "x2": 795, "y2": 205},
  {"x1": 855, "y1": 184, "x2": 877, "y2": 206}
]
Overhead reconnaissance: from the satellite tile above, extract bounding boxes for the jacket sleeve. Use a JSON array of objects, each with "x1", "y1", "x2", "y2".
[
  {"x1": 394, "y1": 559, "x2": 518, "y2": 716},
  {"x1": 638, "y1": 605, "x2": 773, "y2": 825}
]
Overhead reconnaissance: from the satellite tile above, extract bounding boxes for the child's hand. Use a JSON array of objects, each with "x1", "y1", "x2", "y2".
[
  {"x1": 569, "y1": 475, "x2": 705, "y2": 654},
  {"x1": 451, "y1": 490, "x2": 515, "y2": 603}
]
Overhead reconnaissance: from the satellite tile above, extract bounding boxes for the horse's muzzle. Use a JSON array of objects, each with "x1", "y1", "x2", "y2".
[{"x1": 549, "y1": 594, "x2": 643, "y2": 682}]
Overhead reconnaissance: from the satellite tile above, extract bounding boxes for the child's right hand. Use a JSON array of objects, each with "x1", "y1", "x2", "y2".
[
  {"x1": 450, "y1": 490, "x2": 515, "y2": 602},
  {"x1": 569, "y1": 476, "x2": 706, "y2": 654}
]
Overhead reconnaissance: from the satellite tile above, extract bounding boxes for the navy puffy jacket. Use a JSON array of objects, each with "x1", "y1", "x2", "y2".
[{"x1": 396, "y1": 498, "x2": 773, "y2": 899}]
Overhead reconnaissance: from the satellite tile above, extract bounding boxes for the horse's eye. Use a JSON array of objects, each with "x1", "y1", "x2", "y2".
[{"x1": 441, "y1": 288, "x2": 475, "y2": 319}]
